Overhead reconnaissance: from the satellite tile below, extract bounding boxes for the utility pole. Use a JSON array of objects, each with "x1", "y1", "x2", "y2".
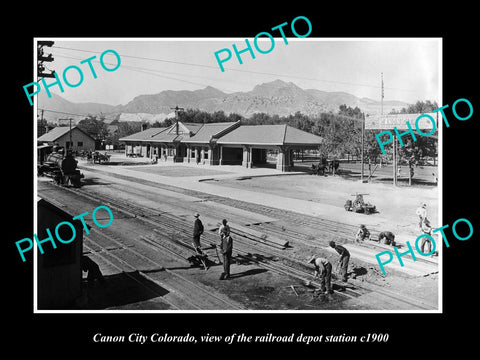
[
  {"x1": 381, "y1": 72, "x2": 384, "y2": 116},
  {"x1": 381, "y1": 72, "x2": 397, "y2": 186},
  {"x1": 38, "y1": 109, "x2": 46, "y2": 136},
  {"x1": 361, "y1": 112, "x2": 365, "y2": 182},
  {"x1": 170, "y1": 105, "x2": 184, "y2": 135},
  {"x1": 393, "y1": 135, "x2": 397, "y2": 186},
  {"x1": 69, "y1": 118, "x2": 73, "y2": 151}
]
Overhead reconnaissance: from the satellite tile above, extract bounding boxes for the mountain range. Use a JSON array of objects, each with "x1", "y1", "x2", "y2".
[{"x1": 38, "y1": 79, "x2": 409, "y2": 124}]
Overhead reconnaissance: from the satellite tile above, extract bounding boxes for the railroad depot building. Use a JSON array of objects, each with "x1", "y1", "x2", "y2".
[{"x1": 119, "y1": 121, "x2": 324, "y2": 171}]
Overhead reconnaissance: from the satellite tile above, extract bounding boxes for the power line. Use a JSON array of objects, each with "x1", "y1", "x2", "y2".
[
  {"x1": 37, "y1": 108, "x2": 117, "y2": 121},
  {"x1": 51, "y1": 52, "x2": 240, "y2": 93},
  {"x1": 51, "y1": 44, "x2": 416, "y2": 92}
]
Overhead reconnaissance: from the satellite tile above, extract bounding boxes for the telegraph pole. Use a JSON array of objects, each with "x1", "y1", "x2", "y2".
[
  {"x1": 381, "y1": 72, "x2": 384, "y2": 116},
  {"x1": 381, "y1": 73, "x2": 397, "y2": 186},
  {"x1": 69, "y1": 118, "x2": 73, "y2": 151},
  {"x1": 170, "y1": 105, "x2": 184, "y2": 135},
  {"x1": 361, "y1": 112, "x2": 365, "y2": 182}
]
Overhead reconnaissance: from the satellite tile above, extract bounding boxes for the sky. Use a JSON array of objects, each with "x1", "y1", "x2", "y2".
[{"x1": 38, "y1": 38, "x2": 441, "y2": 106}]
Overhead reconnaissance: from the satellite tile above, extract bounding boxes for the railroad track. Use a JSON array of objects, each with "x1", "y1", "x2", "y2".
[
  {"x1": 79, "y1": 166, "x2": 436, "y2": 261},
  {"x1": 41, "y1": 178, "x2": 437, "y2": 311},
  {"x1": 84, "y1": 228, "x2": 245, "y2": 310}
]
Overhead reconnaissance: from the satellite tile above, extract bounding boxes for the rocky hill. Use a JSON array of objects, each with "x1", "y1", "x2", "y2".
[{"x1": 38, "y1": 79, "x2": 409, "y2": 123}]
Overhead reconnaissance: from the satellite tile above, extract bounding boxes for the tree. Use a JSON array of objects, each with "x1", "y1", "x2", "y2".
[
  {"x1": 77, "y1": 115, "x2": 109, "y2": 141},
  {"x1": 390, "y1": 99, "x2": 439, "y2": 171},
  {"x1": 390, "y1": 100, "x2": 438, "y2": 114}
]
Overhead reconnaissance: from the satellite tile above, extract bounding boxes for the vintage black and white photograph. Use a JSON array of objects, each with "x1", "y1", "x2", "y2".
[{"x1": 32, "y1": 38, "x2": 442, "y2": 312}]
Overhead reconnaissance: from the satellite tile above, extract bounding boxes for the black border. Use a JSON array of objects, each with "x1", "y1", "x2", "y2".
[{"x1": 7, "y1": 4, "x2": 478, "y2": 354}]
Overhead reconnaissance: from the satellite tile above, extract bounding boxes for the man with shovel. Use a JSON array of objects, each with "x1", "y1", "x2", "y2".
[
  {"x1": 307, "y1": 255, "x2": 333, "y2": 294},
  {"x1": 329, "y1": 241, "x2": 350, "y2": 282}
]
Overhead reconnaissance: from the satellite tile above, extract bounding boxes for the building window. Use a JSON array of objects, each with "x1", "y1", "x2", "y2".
[{"x1": 77, "y1": 141, "x2": 83, "y2": 147}]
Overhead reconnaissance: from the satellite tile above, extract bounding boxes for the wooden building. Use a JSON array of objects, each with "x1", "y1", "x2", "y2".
[
  {"x1": 37, "y1": 198, "x2": 84, "y2": 309},
  {"x1": 37, "y1": 126, "x2": 96, "y2": 151}
]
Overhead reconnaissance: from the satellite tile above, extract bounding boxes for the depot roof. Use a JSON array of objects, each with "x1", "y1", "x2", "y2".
[
  {"x1": 185, "y1": 121, "x2": 239, "y2": 143},
  {"x1": 37, "y1": 126, "x2": 95, "y2": 142},
  {"x1": 120, "y1": 122, "x2": 323, "y2": 147},
  {"x1": 119, "y1": 127, "x2": 169, "y2": 141},
  {"x1": 217, "y1": 124, "x2": 324, "y2": 146}
]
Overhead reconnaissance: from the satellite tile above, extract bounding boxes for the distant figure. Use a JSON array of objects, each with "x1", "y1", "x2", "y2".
[
  {"x1": 329, "y1": 241, "x2": 350, "y2": 282},
  {"x1": 307, "y1": 255, "x2": 333, "y2": 294},
  {"x1": 378, "y1": 231, "x2": 396, "y2": 246},
  {"x1": 355, "y1": 224, "x2": 371, "y2": 242},
  {"x1": 219, "y1": 232, "x2": 233, "y2": 280},
  {"x1": 193, "y1": 213, "x2": 204, "y2": 253},
  {"x1": 196, "y1": 150, "x2": 200, "y2": 165},
  {"x1": 420, "y1": 218, "x2": 434, "y2": 255},
  {"x1": 416, "y1": 203, "x2": 428, "y2": 229},
  {"x1": 82, "y1": 256, "x2": 105, "y2": 286}
]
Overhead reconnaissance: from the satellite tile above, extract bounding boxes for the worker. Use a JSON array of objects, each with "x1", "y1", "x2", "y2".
[
  {"x1": 416, "y1": 203, "x2": 427, "y2": 229},
  {"x1": 219, "y1": 231, "x2": 233, "y2": 280},
  {"x1": 218, "y1": 219, "x2": 231, "y2": 239},
  {"x1": 307, "y1": 255, "x2": 333, "y2": 294},
  {"x1": 378, "y1": 231, "x2": 396, "y2": 246},
  {"x1": 420, "y1": 218, "x2": 434, "y2": 255},
  {"x1": 329, "y1": 241, "x2": 350, "y2": 282},
  {"x1": 355, "y1": 224, "x2": 371, "y2": 242},
  {"x1": 193, "y1": 213, "x2": 204, "y2": 253}
]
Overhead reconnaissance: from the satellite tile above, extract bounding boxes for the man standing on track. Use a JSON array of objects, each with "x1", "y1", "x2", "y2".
[
  {"x1": 218, "y1": 218, "x2": 231, "y2": 239},
  {"x1": 219, "y1": 219, "x2": 233, "y2": 280},
  {"x1": 329, "y1": 241, "x2": 350, "y2": 282},
  {"x1": 193, "y1": 212, "x2": 204, "y2": 253}
]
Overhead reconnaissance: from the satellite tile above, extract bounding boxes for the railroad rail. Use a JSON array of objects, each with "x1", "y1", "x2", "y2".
[
  {"x1": 84, "y1": 227, "x2": 245, "y2": 310},
  {"x1": 79, "y1": 166, "x2": 438, "y2": 263},
  {"x1": 38, "y1": 178, "x2": 437, "y2": 311}
]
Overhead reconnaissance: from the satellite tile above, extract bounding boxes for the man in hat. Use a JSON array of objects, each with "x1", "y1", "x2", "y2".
[
  {"x1": 329, "y1": 241, "x2": 350, "y2": 282},
  {"x1": 355, "y1": 224, "x2": 370, "y2": 243},
  {"x1": 219, "y1": 221, "x2": 233, "y2": 280},
  {"x1": 193, "y1": 213, "x2": 204, "y2": 253},
  {"x1": 307, "y1": 255, "x2": 333, "y2": 294}
]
